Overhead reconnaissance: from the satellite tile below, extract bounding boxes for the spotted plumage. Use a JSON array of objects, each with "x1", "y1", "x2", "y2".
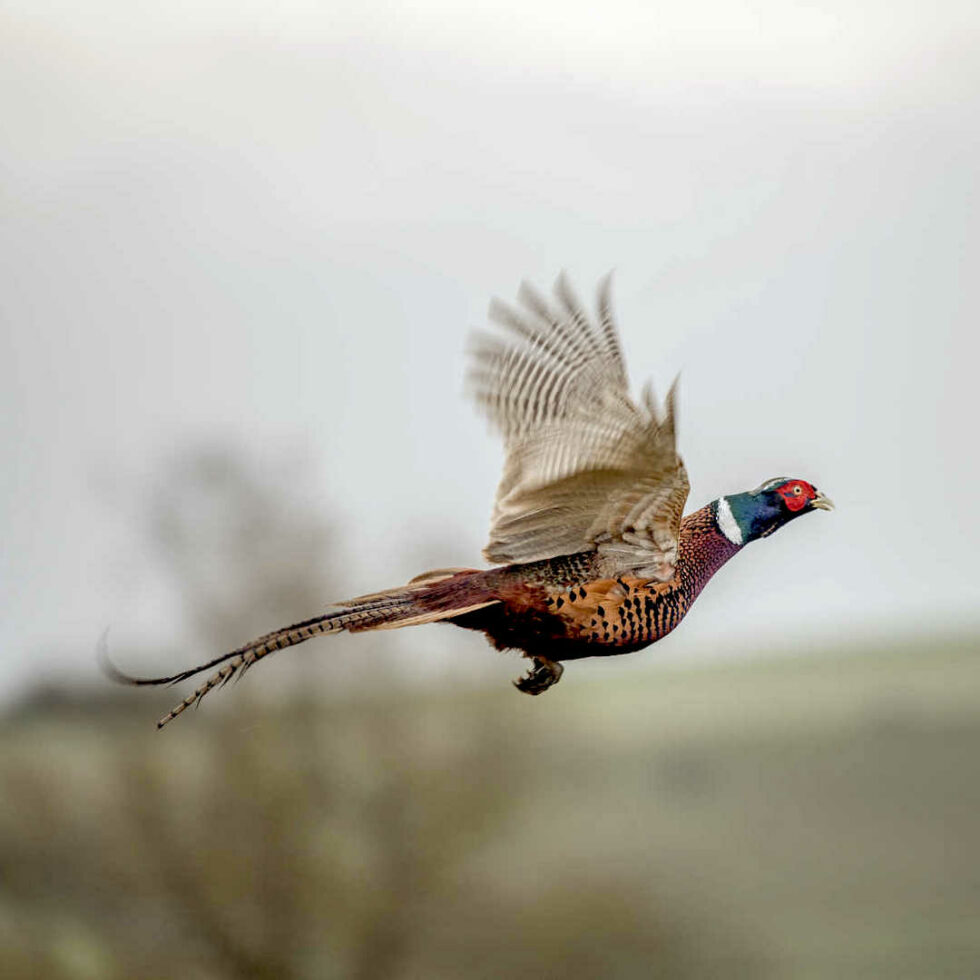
[{"x1": 107, "y1": 275, "x2": 832, "y2": 726}]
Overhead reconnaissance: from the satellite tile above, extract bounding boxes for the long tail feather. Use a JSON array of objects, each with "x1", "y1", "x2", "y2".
[{"x1": 104, "y1": 572, "x2": 497, "y2": 729}]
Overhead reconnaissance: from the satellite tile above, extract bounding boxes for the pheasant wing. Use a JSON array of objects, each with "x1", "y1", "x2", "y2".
[{"x1": 469, "y1": 275, "x2": 689, "y2": 581}]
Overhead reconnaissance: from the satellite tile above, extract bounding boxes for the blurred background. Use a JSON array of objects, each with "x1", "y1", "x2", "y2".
[{"x1": 2, "y1": 1, "x2": 979, "y2": 977}]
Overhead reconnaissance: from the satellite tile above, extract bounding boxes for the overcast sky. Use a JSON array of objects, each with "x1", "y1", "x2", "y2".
[{"x1": 3, "y1": 1, "x2": 979, "y2": 702}]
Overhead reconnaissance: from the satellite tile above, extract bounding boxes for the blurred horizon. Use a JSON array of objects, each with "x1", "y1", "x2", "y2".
[
  {"x1": 5, "y1": 438, "x2": 978, "y2": 712},
  {"x1": 4, "y1": 627, "x2": 980, "y2": 978}
]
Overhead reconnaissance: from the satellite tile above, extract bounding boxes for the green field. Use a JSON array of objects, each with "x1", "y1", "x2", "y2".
[{"x1": 2, "y1": 633, "x2": 978, "y2": 978}]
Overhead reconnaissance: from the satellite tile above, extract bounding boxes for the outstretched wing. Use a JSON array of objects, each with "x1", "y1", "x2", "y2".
[{"x1": 468, "y1": 274, "x2": 690, "y2": 581}]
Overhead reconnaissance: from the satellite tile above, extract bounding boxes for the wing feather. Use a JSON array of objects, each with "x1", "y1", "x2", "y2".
[{"x1": 469, "y1": 275, "x2": 690, "y2": 580}]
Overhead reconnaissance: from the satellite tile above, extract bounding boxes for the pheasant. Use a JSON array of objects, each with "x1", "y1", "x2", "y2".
[{"x1": 111, "y1": 275, "x2": 832, "y2": 727}]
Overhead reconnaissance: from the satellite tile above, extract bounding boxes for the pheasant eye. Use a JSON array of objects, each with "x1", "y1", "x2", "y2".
[{"x1": 792, "y1": 485, "x2": 802, "y2": 495}]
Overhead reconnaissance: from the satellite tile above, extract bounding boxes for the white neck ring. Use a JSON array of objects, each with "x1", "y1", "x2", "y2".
[{"x1": 716, "y1": 497, "x2": 744, "y2": 545}]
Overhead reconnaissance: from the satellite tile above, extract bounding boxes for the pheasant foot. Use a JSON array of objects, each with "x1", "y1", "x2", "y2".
[{"x1": 513, "y1": 657, "x2": 564, "y2": 696}]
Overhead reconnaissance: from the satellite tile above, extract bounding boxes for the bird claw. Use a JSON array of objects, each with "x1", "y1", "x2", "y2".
[{"x1": 513, "y1": 658, "x2": 564, "y2": 696}]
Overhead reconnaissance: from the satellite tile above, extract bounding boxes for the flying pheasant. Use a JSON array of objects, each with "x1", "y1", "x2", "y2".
[{"x1": 112, "y1": 275, "x2": 832, "y2": 727}]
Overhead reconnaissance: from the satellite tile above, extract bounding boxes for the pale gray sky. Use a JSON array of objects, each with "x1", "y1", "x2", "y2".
[{"x1": 3, "y1": 1, "x2": 979, "y2": 701}]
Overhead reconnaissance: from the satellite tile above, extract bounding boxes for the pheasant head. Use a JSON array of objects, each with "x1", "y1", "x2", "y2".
[{"x1": 714, "y1": 478, "x2": 833, "y2": 546}]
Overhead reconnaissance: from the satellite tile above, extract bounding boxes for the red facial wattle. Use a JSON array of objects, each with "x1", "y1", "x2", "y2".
[{"x1": 777, "y1": 480, "x2": 815, "y2": 512}]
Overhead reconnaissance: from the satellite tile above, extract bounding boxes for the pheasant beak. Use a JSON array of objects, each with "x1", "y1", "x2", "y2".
[{"x1": 810, "y1": 491, "x2": 834, "y2": 512}]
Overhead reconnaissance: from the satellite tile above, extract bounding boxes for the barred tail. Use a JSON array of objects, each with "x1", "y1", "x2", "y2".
[{"x1": 103, "y1": 571, "x2": 496, "y2": 729}]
